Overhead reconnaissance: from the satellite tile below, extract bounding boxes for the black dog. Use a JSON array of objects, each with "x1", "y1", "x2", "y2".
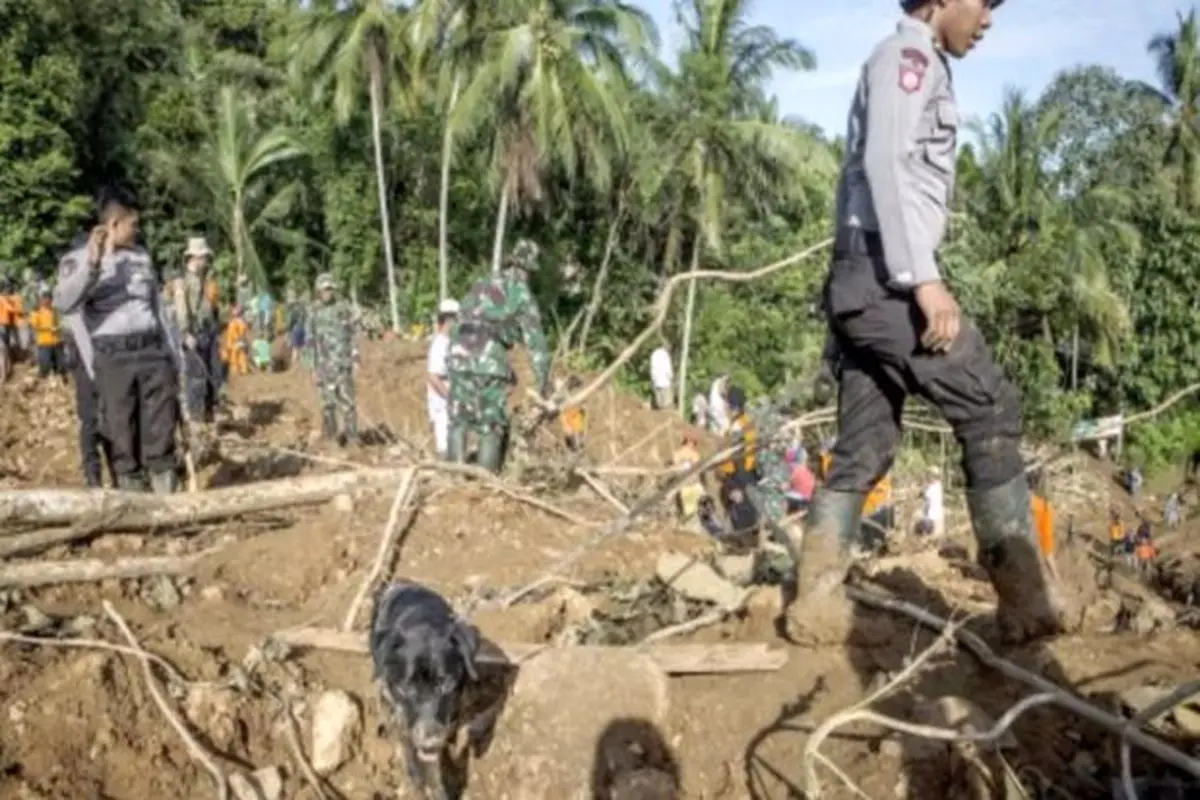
[{"x1": 369, "y1": 580, "x2": 481, "y2": 799}]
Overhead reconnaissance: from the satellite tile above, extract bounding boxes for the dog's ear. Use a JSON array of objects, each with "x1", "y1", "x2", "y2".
[{"x1": 453, "y1": 621, "x2": 480, "y2": 681}]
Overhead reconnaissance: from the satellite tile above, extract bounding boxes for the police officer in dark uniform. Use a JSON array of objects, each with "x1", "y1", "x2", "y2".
[
  {"x1": 53, "y1": 191, "x2": 182, "y2": 493},
  {"x1": 790, "y1": 0, "x2": 1087, "y2": 644}
]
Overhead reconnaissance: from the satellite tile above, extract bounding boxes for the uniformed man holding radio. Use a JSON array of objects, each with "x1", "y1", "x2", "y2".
[{"x1": 54, "y1": 192, "x2": 182, "y2": 493}]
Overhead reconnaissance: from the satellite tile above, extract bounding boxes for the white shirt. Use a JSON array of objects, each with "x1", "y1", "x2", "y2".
[
  {"x1": 650, "y1": 347, "x2": 673, "y2": 389},
  {"x1": 426, "y1": 332, "x2": 450, "y2": 414},
  {"x1": 923, "y1": 480, "x2": 944, "y2": 522},
  {"x1": 708, "y1": 379, "x2": 730, "y2": 434}
]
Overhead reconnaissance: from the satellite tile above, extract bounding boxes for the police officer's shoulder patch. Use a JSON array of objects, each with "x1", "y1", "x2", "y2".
[{"x1": 898, "y1": 46, "x2": 929, "y2": 94}]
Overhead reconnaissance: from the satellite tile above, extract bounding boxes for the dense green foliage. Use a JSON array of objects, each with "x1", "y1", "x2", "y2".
[{"x1": 2, "y1": 0, "x2": 1199, "y2": 459}]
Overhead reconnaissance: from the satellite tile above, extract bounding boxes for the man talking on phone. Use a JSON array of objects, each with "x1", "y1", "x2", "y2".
[
  {"x1": 54, "y1": 190, "x2": 182, "y2": 493},
  {"x1": 786, "y1": 0, "x2": 1091, "y2": 645}
]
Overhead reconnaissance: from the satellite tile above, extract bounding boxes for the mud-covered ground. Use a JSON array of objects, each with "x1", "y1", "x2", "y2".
[{"x1": 1, "y1": 341, "x2": 1198, "y2": 799}]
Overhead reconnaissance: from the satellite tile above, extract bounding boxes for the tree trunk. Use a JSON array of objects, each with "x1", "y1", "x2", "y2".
[
  {"x1": 438, "y1": 74, "x2": 461, "y2": 303},
  {"x1": 233, "y1": 201, "x2": 247, "y2": 285},
  {"x1": 369, "y1": 60, "x2": 401, "y2": 332},
  {"x1": 491, "y1": 175, "x2": 512, "y2": 274},
  {"x1": 0, "y1": 467, "x2": 414, "y2": 531},
  {"x1": 577, "y1": 204, "x2": 624, "y2": 352},
  {"x1": 675, "y1": 235, "x2": 702, "y2": 413},
  {"x1": 1071, "y1": 323, "x2": 1080, "y2": 390}
]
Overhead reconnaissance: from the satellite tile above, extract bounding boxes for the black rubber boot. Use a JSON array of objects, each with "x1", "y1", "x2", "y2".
[
  {"x1": 477, "y1": 431, "x2": 505, "y2": 474},
  {"x1": 321, "y1": 408, "x2": 338, "y2": 440},
  {"x1": 784, "y1": 489, "x2": 866, "y2": 645},
  {"x1": 968, "y1": 474, "x2": 1081, "y2": 642},
  {"x1": 447, "y1": 424, "x2": 468, "y2": 463},
  {"x1": 342, "y1": 409, "x2": 359, "y2": 446},
  {"x1": 116, "y1": 472, "x2": 149, "y2": 492}
]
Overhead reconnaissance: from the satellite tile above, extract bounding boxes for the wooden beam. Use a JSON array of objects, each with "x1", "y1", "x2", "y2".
[{"x1": 270, "y1": 626, "x2": 787, "y2": 675}]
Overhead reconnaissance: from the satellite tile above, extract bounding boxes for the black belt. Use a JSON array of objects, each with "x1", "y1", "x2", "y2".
[{"x1": 93, "y1": 331, "x2": 163, "y2": 355}]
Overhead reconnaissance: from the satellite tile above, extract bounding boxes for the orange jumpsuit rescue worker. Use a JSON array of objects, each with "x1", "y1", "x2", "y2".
[{"x1": 791, "y1": 0, "x2": 1086, "y2": 645}]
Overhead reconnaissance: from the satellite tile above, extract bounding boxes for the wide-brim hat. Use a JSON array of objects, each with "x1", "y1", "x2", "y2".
[{"x1": 185, "y1": 237, "x2": 212, "y2": 258}]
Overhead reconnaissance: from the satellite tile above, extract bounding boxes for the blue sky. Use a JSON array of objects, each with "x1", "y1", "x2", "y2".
[{"x1": 641, "y1": 0, "x2": 1188, "y2": 136}]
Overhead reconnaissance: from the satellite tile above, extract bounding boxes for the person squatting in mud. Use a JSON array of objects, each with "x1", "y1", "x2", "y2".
[
  {"x1": 306, "y1": 272, "x2": 359, "y2": 445},
  {"x1": 54, "y1": 191, "x2": 182, "y2": 493},
  {"x1": 446, "y1": 238, "x2": 551, "y2": 474},
  {"x1": 789, "y1": 0, "x2": 1088, "y2": 644}
]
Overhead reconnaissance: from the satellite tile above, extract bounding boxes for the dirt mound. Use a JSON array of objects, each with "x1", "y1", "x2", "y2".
[{"x1": 2, "y1": 343, "x2": 1199, "y2": 798}]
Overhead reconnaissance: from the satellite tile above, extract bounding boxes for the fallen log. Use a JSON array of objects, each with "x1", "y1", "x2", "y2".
[
  {"x1": 0, "y1": 549, "x2": 217, "y2": 589},
  {"x1": 0, "y1": 467, "x2": 411, "y2": 531},
  {"x1": 270, "y1": 626, "x2": 787, "y2": 675}
]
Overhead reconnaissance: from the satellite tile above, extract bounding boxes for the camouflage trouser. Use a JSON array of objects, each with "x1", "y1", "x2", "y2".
[
  {"x1": 448, "y1": 372, "x2": 509, "y2": 435},
  {"x1": 318, "y1": 369, "x2": 357, "y2": 435}
]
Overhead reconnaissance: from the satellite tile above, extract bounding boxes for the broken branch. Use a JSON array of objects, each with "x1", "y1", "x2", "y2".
[
  {"x1": 268, "y1": 626, "x2": 786, "y2": 674},
  {"x1": 103, "y1": 601, "x2": 228, "y2": 799},
  {"x1": 845, "y1": 586, "x2": 1200, "y2": 782},
  {"x1": 341, "y1": 468, "x2": 418, "y2": 631},
  {"x1": 563, "y1": 239, "x2": 832, "y2": 411}
]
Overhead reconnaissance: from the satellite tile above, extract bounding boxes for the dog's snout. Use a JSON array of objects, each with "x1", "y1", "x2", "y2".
[{"x1": 411, "y1": 718, "x2": 449, "y2": 755}]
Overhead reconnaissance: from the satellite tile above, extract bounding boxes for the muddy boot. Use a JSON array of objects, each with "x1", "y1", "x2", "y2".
[
  {"x1": 84, "y1": 462, "x2": 103, "y2": 489},
  {"x1": 477, "y1": 431, "x2": 505, "y2": 474},
  {"x1": 968, "y1": 475, "x2": 1086, "y2": 642},
  {"x1": 149, "y1": 469, "x2": 179, "y2": 495},
  {"x1": 783, "y1": 489, "x2": 865, "y2": 645},
  {"x1": 447, "y1": 424, "x2": 468, "y2": 463}
]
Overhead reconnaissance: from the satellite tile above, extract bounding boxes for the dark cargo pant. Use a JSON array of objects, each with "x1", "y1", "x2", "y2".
[
  {"x1": 92, "y1": 332, "x2": 179, "y2": 478},
  {"x1": 73, "y1": 360, "x2": 116, "y2": 487},
  {"x1": 823, "y1": 229, "x2": 1024, "y2": 494}
]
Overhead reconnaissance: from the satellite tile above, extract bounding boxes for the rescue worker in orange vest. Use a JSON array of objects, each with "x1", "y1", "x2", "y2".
[
  {"x1": 717, "y1": 386, "x2": 759, "y2": 536},
  {"x1": 673, "y1": 429, "x2": 707, "y2": 523},
  {"x1": 1029, "y1": 472, "x2": 1054, "y2": 558},
  {"x1": 221, "y1": 305, "x2": 251, "y2": 376},
  {"x1": 1134, "y1": 521, "x2": 1157, "y2": 579},
  {"x1": 0, "y1": 280, "x2": 12, "y2": 381},
  {"x1": 28, "y1": 286, "x2": 65, "y2": 381}
]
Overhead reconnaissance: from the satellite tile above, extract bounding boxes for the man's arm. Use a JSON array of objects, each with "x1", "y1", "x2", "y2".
[
  {"x1": 862, "y1": 38, "x2": 945, "y2": 286},
  {"x1": 512, "y1": 281, "x2": 551, "y2": 394},
  {"x1": 52, "y1": 249, "x2": 97, "y2": 313}
]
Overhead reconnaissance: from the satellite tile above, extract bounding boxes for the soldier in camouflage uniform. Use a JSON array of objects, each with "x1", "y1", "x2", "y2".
[
  {"x1": 447, "y1": 238, "x2": 551, "y2": 472},
  {"x1": 743, "y1": 392, "x2": 805, "y2": 572},
  {"x1": 306, "y1": 272, "x2": 358, "y2": 444}
]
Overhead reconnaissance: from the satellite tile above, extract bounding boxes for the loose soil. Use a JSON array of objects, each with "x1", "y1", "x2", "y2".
[{"x1": 1, "y1": 341, "x2": 1198, "y2": 799}]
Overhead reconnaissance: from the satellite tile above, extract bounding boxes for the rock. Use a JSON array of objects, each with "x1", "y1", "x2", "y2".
[
  {"x1": 19, "y1": 605, "x2": 53, "y2": 634},
  {"x1": 655, "y1": 553, "x2": 746, "y2": 608},
  {"x1": 1172, "y1": 702, "x2": 1200, "y2": 735},
  {"x1": 141, "y1": 576, "x2": 181, "y2": 611},
  {"x1": 1117, "y1": 685, "x2": 1172, "y2": 726},
  {"x1": 229, "y1": 766, "x2": 284, "y2": 800},
  {"x1": 199, "y1": 585, "x2": 225, "y2": 602},
  {"x1": 879, "y1": 738, "x2": 904, "y2": 759},
  {"x1": 550, "y1": 586, "x2": 595, "y2": 628},
  {"x1": 184, "y1": 686, "x2": 240, "y2": 751},
  {"x1": 1071, "y1": 751, "x2": 1098, "y2": 778},
  {"x1": 311, "y1": 690, "x2": 361, "y2": 775},
  {"x1": 471, "y1": 648, "x2": 670, "y2": 798},
  {"x1": 331, "y1": 493, "x2": 354, "y2": 513},
  {"x1": 715, "y1": 554, "x2": 755, "y2": 585},
  {"x1": 65, "y1": 615, "x2": 97, "y2": 636}
]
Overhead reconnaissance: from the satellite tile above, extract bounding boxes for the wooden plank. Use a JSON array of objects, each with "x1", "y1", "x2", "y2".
[{"x1": 271, "y1": 626, "x2": 787, "y2": 675}]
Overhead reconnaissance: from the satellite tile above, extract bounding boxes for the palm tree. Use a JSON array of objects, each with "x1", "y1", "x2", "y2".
[
  {"x1": 1148, "y1": 9, "x2": 1200, "y2": 209},
  {"x1": 412, "y1": 0, "x2": 494, "y2": 301},
  {"x1": 150, "y1": 88, "x2": 305, "y2": 287},
  {"x1": 449, "y1": 0, "x2": 658, "y2": 273},
  {"x1": 286, "y1": 0, "x2": 412, "y2": 331},
  {"x1": 657, "y1": 0, "x2": 819, "y2": 409}
]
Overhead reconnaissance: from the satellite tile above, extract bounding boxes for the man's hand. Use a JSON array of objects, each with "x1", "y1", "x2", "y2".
[
  {"x1": 85, "y1": 226, "x2": 107, "y2": 268},
  {"x1": 914, "y1": 281, "x2": 961, "y2": 352}
]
